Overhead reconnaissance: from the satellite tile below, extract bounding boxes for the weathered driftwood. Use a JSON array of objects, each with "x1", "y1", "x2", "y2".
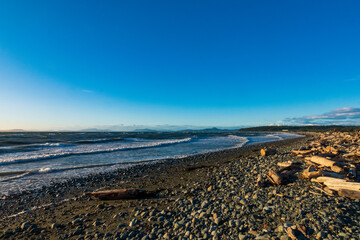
[
  {"x1": 311, "y1": 177, "x2": 360, "y2": 192},
  {"x1": 301, "y1": 132, "x2": 360, "y2": 162},
  {"x1": 343, "y1": 152, "x2": 360, "y2": 158},
  {"x1": 286, "y1": 227, "x2": 298, "y2": 240},
  {"x1": 267, "y1": 169, "x2": 282, "y2": 185},
  {"x1": 260, "y1": 148, "x2": 277, "y2": 157},
  {"x1": 312, "y1": 186, "x2": 335, "y2": 196},
  {"x1": 324, "y1": 146, "x2": 339, "y2": 155},
  {"x1": 263, "y1": 131, "x2": 360, "y2": 198},
  {"x1": 305, "y1": 156, "x2": 336, "y2": 167},
  {"x1": 323, "y1": 187, "x2": 335, "y2": 196},
  {"x1": 291, "y1": 149, "x2": 313, "y2": 155},
  {"x1": 303, "y1": 167, "x2": 345, "y2": 179},
  {"x1": 330, "y1": 165, "x2": 344, "y2": 173},
  {"x1": 277, "y1": 161, "x2": 293, "y2": 168},
  {"x1": 302, "y1": 166, "x2": 322, "y2": 179},
  {"x1": 338, "y1": 189, "x2": 360, "y2": 199},
  {"x1": 86, "y1": 189, "x2": 147, "y2": 200},
  {"x1": 305, "y1": 156, "x2": 343, "y2": 173}
]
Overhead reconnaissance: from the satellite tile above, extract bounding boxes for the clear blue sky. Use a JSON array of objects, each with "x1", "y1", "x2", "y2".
[{"x1": 0, "y1": 1, "x2": 359, "y2": 130}]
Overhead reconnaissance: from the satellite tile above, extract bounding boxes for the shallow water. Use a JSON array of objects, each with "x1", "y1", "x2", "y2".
[{"x1": 0, "y1": 131, "x2": 301, "y2": 195}]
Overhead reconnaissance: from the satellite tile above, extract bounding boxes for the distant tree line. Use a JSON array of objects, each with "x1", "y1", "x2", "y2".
[{"x1": 238, "y1": 125, "x2": 360, "y2": 132}]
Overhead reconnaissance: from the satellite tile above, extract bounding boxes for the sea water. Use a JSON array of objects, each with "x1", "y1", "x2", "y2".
[{"x1": 0, "y1": 131, "x2": 301, "y2": 196}]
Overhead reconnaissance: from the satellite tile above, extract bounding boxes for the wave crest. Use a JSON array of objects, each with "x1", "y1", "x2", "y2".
[{"x1": 0, "y1": 137, "x2": 193, "y2": 166}]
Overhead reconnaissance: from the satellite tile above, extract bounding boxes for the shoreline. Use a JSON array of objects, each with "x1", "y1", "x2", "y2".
[
  {"x1": 0, "y1": 134, "x2": 304, "y2": 217},
  {"x1": 4, "y1": 133, "x2": 358, "y2": 239},
  {"x1": 0, "y1": 132, "x2": 292, "y2": 194}
]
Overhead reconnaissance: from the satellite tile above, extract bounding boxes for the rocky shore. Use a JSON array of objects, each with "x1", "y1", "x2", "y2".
[{"x1": 1, "y1": 134, "x2": 360, "y2": 240}]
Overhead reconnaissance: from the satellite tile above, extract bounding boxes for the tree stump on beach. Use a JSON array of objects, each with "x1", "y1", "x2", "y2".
[{"x1": 267, "y1": 169, "x2": 283, "y2": 185}]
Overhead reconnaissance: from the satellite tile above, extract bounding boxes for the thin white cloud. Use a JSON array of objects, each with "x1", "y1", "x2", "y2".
[{"x1": 283, "y1": 107, "x2": 360, "y2": 125}]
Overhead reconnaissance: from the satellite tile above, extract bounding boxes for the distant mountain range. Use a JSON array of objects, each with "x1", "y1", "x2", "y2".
[
  {"x1": 2, "y1": 125, "x2": 360, "y2": 132},
  {"x1": 0, "y1": 129, "x2": 26, "y2": 132},
  {"x1": 79, "y1": 125, "x2": 244, "y2": 132}
]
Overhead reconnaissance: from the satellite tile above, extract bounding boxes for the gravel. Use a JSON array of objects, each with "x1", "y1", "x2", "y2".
[{"x1": 1, "y1": 134, "x2": 360, "y2": 239}]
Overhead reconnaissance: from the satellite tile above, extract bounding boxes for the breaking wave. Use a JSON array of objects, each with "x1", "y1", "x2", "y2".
[{"x1": 0, "y1": 137, "x2": 193, "y2": 166}]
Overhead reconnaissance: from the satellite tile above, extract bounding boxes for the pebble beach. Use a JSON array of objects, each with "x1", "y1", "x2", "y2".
[{"x1": 1, "y1": 133, "x2": 360, "y2": 240}]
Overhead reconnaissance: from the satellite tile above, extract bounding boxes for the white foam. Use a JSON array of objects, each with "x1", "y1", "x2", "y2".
[
  {"x1": 38, "y1": 167, "x2": 52, "y2": 173},
  {"x1": 266, "y1": 134, "x2": 284, "y2": 140},
  {"x1": 226, "y1": 135, "x2": 250, "y2": 148},
  {"x1": 0, "y1": 142, "x2": 66, "y2": 150},
  {"x1": 0, "y1": 133, "x2": 304, "y2": 196},
  {"x1": 0, "y1": 137, "x2": 193, "y2": 165}
]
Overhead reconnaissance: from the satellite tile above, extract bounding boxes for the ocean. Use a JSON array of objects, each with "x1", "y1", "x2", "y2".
[{"x1": 0, "y1": 131, "x2": 301, "y2": 196}]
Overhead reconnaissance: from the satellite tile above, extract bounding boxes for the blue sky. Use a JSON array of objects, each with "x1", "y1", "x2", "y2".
[{"x1": 0, "y1": 1, "x2": 359, "y2": 130}]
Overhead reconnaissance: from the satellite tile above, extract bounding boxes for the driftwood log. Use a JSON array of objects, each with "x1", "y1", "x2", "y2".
[
  {"x1": 291, "y1": 149, "x2": 313, "y2": 155},
  {"x1": 338, "y1": 189, "x2": 360, "y2": 199},
  {"x1": 293, "y1": 131, "x2": 360, "y2": 199},
  {"x1": 302, "y1": 166, "x2": 322, "y2": 179},
  {"x1": 312, "y1": 177, "x2": 360, "y2": 191},
  {"x1": 302, "y1": 166, "x2": 344, "y2": 179},
  {"x1": 267, "y1": 169, "x2": 283, "y2": 185},
  {"x1": 305, "y1": 156, "x2": 343, "y2": 173},
  {"x1": 86, "y1": 189, "x2": 148, "y2": 200},
  {"x1": 323, "y1": 187, "x2": 335, "y2": 196},
  {"x1": 311, "y1": 177, "x2": 360, "y2": 199},
  {"x1": 277, "y1": 161, "x2": 293, "y2": 168}
]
